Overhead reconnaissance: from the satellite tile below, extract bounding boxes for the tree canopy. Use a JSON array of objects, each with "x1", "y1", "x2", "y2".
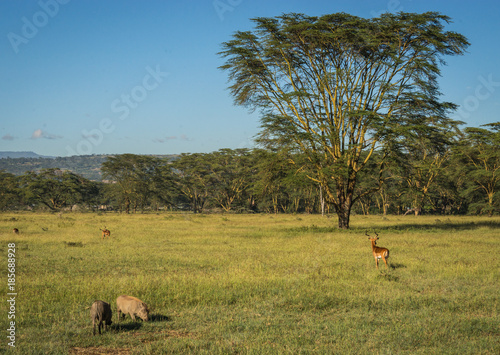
[
  {"x1": 219, "y1": 11, "x2": 469, "y2": 228},
  {"x1": 453, "y1": 123, "x2": 500, "y2": 216}
]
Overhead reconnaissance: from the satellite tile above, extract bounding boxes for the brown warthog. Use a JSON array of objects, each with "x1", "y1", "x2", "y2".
[
  {"x1": 116, "y1": 295, "x2": 149, "y2": 322},
  {"x1": 90, "y1": 300, "x2": 113, "y2": 335}
]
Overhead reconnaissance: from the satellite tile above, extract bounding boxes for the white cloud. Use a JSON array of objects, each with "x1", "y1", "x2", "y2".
[
  {"x1": 2, "y1": 134, "x2": 16, "y2": 141},
  {"x1": 153, "y1": 135, "x2": 189, "y2": 143},
  {"x1": 31, "y1": 129, "x2": 62, "y2": 140},
  {"x1": 31, "y1": 129, "x2": 43, "y2": 139}
]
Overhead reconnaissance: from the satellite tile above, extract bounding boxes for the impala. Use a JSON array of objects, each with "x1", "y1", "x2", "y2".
[
  {"x1": 366, "y1": 231, "x2": 390, "y2": 269},
  {"x1": 100, "y1": 228, "x2": 111, "y2": 239}
]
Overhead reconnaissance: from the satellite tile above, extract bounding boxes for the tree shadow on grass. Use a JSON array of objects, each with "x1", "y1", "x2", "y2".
[
  {"x1": 373, "y1": 220, "x2": 500, "y2": 232},
  {"x1": 287, "y1": 220, "x2": 500, "y2": 234}
]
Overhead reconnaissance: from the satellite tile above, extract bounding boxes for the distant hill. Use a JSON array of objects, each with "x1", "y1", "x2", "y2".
[
  {"x1": 0, "y1": 153, "x2": 179, "y2": 181},
  {"x1": 0, "y1": 151, "x2": 55, "y2": 159},
  {"x1": 0, "y1": 154, "x2": 110, "y2": 180}
]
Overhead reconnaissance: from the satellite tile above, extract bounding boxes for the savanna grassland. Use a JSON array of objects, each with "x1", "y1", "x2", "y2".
[{"x1": 0, "y1": 212, "x2": 498, "y2": 354}]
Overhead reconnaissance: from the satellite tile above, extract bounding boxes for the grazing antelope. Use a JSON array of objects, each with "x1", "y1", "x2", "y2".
[
  {"x1": 13, "y1": 228, "x2": 19, "y2": 234},
  {"x1": 100, "y1": 228, "x2": 111, "y2": 239},
  {"x1": 366, "y1": 231, "x2": 390, "y2": 269}
]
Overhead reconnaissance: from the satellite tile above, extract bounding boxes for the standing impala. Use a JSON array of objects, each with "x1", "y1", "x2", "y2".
[
  {"x1": 100, "y1": 227, "x2": 111, "y2": 239},
  {"x1": 366, "y1": 231, "x2": 390, "y2": 269}
]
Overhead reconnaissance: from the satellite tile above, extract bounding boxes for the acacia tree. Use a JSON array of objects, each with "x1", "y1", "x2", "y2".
[
  {"x1": 209, "y1": 149, "x2": 254, "y2": 212},
  {"x1": 453, "y1": 123, "x2": 500, "y2": 216},
  {"x1": 101, "y1": 154, "x2": 170, "y2": 213},
  {"x1": 0, "y1": 171, "x2": 20, "y2": 210},
  {"x1": 173, "y1": 153, "x2": 213, "y2": 213},
  {"x1": 21, "y1": 168, "x2": 91, "y2": 211},
  {"x1": 398, "y1": 125, "x2": 458, "y2": 215},
  {"x1": 220, "y1": 12, "x2": 468, "y2": 228}
]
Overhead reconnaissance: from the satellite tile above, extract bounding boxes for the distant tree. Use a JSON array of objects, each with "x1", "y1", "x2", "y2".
[
  {"x1": 173, "y1": 153, "x2": 213, "y2": 213},
  {"x1": 453, "y1": 123, "x2": 500, "y2": 216},
  {"x1": 150, "y1": 163, "x2": 178, "y2": 211},
  {"x1": 398, "y1": 125, "x2": 458, "y2": 215},
  {"x1": 0, "y1": 171, "x2": 20, "y2": 210},
  {"x1": 101, "y1": 154, "x2": 172, "y2": 213},
  {"x1": 209, "y1": 149, "x2": 254, "y2": 212},
  {"x1": 253, "y1": 149, "x2": 293, "y2": 213},
  {"x1": 79, "y1": 180, "x2": 103, "y2": 211},
  {"x1": 352, "y1": 152, "x2": 386, "y2": 215},
  {"x1": 21, "y1": 168, "x2": 90, "y2": 211},
  {"x1": 220, "y1": 12, "x2": 469, "y2": 228}
]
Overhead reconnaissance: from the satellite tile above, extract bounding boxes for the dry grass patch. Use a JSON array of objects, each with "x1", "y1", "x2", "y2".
[{"x1": 70, "y1": 347, "x2": 131, "y2": 355}]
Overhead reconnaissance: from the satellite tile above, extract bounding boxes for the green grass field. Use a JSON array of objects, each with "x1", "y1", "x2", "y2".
[{"x1": 1, "y1": 212, "x2": 499, "y2": 354}]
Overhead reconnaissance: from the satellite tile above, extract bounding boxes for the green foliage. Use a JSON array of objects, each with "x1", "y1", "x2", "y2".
[
  {"x1": 20, "y1": 168, "x2": 98, "y2": 211},
  {"x1": 101, "y1": 155, "x2": 177, "y2": 213},
  {"x1": 220, "y1": 11, "x2": 469, "y2": 228},
  {"x1": 1, "y1": 213, "x2": 498, "y2": 353},
  {"x1": 452, "y1": 122, "x2": 500, "y2": 216},
  {"x1": 172, "y1": 152, "x2": 216, "y2": 213},
  {"x1": 0, "y1": 171, "x2": 21, "y2": 210}
]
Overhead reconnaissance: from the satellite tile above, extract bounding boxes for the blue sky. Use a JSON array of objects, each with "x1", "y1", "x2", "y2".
[{"x1": 1, "y1": 0, "x2": 499, "y2": 157}]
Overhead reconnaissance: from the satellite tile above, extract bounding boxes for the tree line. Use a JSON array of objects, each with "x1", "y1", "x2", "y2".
[{"x1": 0, "y1": 123, "x2": 498, "y2": 216}]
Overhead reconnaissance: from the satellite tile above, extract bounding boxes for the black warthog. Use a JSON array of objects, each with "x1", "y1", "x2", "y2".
[{"x1": 90, "y1": 300, "x2": 113, "y2": 335}]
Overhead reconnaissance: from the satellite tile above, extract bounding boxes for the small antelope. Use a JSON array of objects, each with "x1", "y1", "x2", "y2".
[
  {"x1": 13, "y1": 228, "x2": 19, "y2": 234},
  {"x1": 366, "y1": 231, "x2": 390, "y2": 269},
  {"x1": 100, "y1": 228, "x2": 111, "y2": 239}
]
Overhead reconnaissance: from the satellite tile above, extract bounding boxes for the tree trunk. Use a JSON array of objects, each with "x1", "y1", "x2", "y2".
[
  {"x1": 124, "y1": 198, "x2": 130, "y2": 214},
  {"x1": 337, "y1": 205, "x2": 351, "y2": 229},
  {"x1": 321, "y1": 174, "x2": 355, "y2": 229},
  {"x1": 336, "y1": 194, "x2": 353, "y2": 229},
  {"x1": 320, "y1": 185, "x2": 325, "y2": 216}
]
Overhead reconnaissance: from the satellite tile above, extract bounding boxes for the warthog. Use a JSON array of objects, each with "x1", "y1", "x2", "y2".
[
  {"x1": 116, "y1": 295, "x2": 149, "y2": 322},
  {"x1": 90, "y1": 300, "x2": 113, "y2": 335}
]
